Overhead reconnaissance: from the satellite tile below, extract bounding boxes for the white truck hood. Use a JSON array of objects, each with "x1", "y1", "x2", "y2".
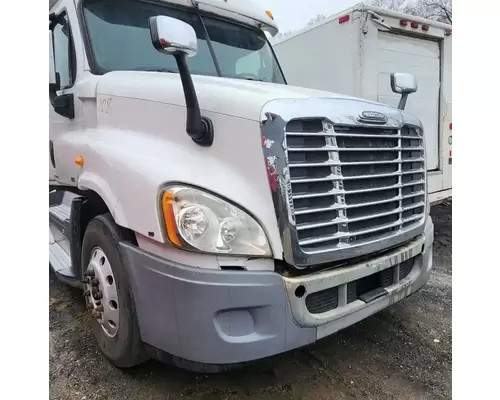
[{"x1": 95, "y1": 71, "x2": 400, "y2": 122}]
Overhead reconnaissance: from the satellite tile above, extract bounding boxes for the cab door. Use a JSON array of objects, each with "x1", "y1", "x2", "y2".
[{"x1": 49, "y1": 6, "x2": 85, "y2": 185}]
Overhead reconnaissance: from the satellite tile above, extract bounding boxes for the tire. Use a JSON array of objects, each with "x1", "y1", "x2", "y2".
[{"x1": 81, "y1": 213, "x2": 147, "y2": 368}]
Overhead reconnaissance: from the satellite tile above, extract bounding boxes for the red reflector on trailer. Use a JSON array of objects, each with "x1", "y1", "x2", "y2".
[
  {"x1": 411, "y1": 21, "x2": 418, "y2": 28},
  {"x1": 449, "y1": 122, "x2": 452, "y2": 130},
  {"x1": 400, "y1": 19, "x2": 408, "y2": 26},
  {"x1": 339, "y1": 15, "x2": 350, "y2": 24},
  {"x1": 422, "y1": 24, "x2": 429, "y2": 31},
  {"x1": 445, "y1": 28, "x2": 452, "y2": 36}
]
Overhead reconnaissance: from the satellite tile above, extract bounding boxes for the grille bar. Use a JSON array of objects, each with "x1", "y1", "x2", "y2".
[
  {"x1": 291, "y1": 169, "x2": 425, "y2": 184},
  {"x1": 297, "y1": 207, "x2": 403, "y2": 231},
  {"x1": 403, "y1": 190, "x2": 425, "y2": 199},
  {"x1": 299, "y1": 219, "x2": 404, "y2": 246},
  {"x1": 288, "y1": 146, "x2": 423, "y2": 152},
  {"x1": 294, "y1": 195, "x2": 403, "y2": 215},
  {"x1": 403, "y1": 202, "x2": 425, "y2": 211},
  {"x1": 403, "y1": 214, "x2": 424, "y2": 224},
  {"x1": 286, "y1": 132, "x2": 423, "y2": 140},
  {"x1": 397, "y1": 130, "x2": 403, "y2": 230},
  {"x1": 296, "y1": 202, "x2": 424, "y2": 232},
  {"x1": 294, "y1": 198, "x2": 424, "y2": 218},
  {"x1": 289, "y1": 157, "x2": 425, "y2": 168},
  {"x1": 292, "y1": 180, "x2": 425, "y2": 200}
]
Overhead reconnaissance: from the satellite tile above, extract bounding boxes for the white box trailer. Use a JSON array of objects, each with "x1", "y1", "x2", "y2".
[{"x1": 273, "y1": 2, "x2": 452, "y2": 204}]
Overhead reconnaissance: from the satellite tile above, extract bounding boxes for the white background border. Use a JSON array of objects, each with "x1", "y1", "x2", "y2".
[
  {"x1": 452, "y1": 0, "x2": 500, "y2": 398},
  {"x1": 1, "y1": 0, "x2": 48, "y2": 397},
  {"x1": 0, "y1": 0, "x2": 497, "y2": 398}
]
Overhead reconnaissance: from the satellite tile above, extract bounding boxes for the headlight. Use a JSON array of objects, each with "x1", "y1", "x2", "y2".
[{"x1": 161, "y1": 185, "x2": 272, "y2": 257}]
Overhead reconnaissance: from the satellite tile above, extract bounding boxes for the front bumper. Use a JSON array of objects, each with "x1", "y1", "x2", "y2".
[{"x1": 120, "y1": 217, "x2": 434, "y2": 366}]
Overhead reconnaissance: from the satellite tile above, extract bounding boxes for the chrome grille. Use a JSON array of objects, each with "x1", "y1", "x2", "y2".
[{"x1": 286, "y1": 119, "x2": 425, "y2": 254}]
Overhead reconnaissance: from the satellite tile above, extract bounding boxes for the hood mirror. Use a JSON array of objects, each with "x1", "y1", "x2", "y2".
[{"x1": 391, "y1": 72, "x2": 418, "y2": 110}]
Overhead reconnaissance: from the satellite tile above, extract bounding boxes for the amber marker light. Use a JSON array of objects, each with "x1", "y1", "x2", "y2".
[
  {"x1": 162, "y1": 191, "x2": 182, "y2": 247},
  {"x1": 75, "y1": 156, "x2": 84, "y2": 167}
]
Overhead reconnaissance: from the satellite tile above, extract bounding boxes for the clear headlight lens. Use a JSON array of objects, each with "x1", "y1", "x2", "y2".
[{"x1": 161, "y1": 186, "x2": 272, "y2": 257}]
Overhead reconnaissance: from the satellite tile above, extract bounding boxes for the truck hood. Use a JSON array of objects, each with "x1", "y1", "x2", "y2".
[{"x1": 95, "y1": 71, "x2": 409, "y2": 122}]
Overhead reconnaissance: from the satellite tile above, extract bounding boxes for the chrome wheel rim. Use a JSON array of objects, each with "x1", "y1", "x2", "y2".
[{"x1": 84, "y1": 247, "x2": 120, "y2": 338}]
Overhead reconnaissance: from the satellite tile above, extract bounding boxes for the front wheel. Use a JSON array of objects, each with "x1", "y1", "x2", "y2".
[{"x1": 81, "y1": 214, "x2": 147, "y2": 368}]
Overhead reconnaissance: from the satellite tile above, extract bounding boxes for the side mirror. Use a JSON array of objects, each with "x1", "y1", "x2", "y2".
[
  {"x1": 390, "y1": 73, "x2": 417, "y2": 110},
  {"x1": 150, "y1": 15, "x2": 198, "y2": 57},
  {"x1": 149, "y1": 16, "x2": 213, "y2": 147}
]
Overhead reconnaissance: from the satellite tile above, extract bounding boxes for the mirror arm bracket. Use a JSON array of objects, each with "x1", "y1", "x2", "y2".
[
  {"x1": 397, "y1": 94, "x2": 408, "y2": 110},
  {"x1": 174, "y1": 53, "x2": 214, "y2": 147}
]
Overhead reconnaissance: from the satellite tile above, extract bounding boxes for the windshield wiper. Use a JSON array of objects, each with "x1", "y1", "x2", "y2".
[{"x1": 128, "y1": 67, "x2": 177, "y2": 73}]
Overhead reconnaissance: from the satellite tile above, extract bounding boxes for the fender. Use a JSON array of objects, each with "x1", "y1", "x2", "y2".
[
  {"x1": 68, "y1": 114, "x2": 283, "y2": 258},
  {"x1": 77, "y1": 170, "x2": 128, "y2": 228}
]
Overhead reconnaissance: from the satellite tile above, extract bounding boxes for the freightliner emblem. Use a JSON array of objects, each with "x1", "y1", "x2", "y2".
[{"x1": 358, "y1": 111, "x2": 388, "y2": 124}]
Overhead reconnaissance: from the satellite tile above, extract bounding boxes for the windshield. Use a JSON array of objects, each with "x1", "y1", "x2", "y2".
[{"x1": 82, "y1": 0, "x2": 286, "y2": 84}]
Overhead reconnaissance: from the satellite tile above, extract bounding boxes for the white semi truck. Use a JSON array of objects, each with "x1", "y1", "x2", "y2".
[
  {"x1": 273, "y1": 3, "x2": 452, "y2": 204},
  {"x1": 49, "y1": 0, "x2": 434, "y2": 372}
]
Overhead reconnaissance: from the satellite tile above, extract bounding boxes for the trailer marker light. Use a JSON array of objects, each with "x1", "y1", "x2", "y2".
[
  {"x1": 422, "y1": 24, "x2": 429, "y2": 31},
  {"x1": 445, "y1": 29, "x2": 452, "y2": 36},
  {"x1": 339, "y1": 15, "x2": 350, "y2": 24},
  {"x1": 400, "y1": 19, "x2": 408, "y2": 27},
  {"x1": 265, "y1": 10, "x2": 274, "y2": 20},
  {"x1": 449, "y1": 122, "x2": 452, "y2": 130},
  {"x1": 411, "y1": 21, "x2": 418, "y2": 29}
]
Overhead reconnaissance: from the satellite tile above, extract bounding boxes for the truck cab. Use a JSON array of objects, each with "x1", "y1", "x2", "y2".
[{"x1": 49, "y1": 0, "x2": 434, "y2": 371}]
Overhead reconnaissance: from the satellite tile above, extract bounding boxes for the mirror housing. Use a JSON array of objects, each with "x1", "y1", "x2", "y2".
[
  {"x1": 150, "y1": 15, "x2": 198, "y2": 57},
  {"x1": 53, "y1": 94, "x2": 75, "y2": 119},
  {"x1": 390, "y1": 73, "x2": 417, "y2": 110},
  {"x1": 149, "y1": 15, "x2": 213, "y2": 146},
  {"x1": 391, "y1": 72, "x2": 417, "y2": 94}
]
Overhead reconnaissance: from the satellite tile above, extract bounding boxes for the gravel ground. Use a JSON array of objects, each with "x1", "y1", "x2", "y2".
[{"x1": 49, "y1": 202, "x2": 452, "y2": 400}]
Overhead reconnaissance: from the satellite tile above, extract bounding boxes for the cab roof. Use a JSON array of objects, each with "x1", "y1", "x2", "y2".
[{"x1": 49, "y1": 0, "x2": 279, "y2": 36}]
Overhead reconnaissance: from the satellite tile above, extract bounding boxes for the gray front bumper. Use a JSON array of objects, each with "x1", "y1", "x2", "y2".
[{"x1": 120, "y1": 217, "x2": 434, "y2": 366}]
